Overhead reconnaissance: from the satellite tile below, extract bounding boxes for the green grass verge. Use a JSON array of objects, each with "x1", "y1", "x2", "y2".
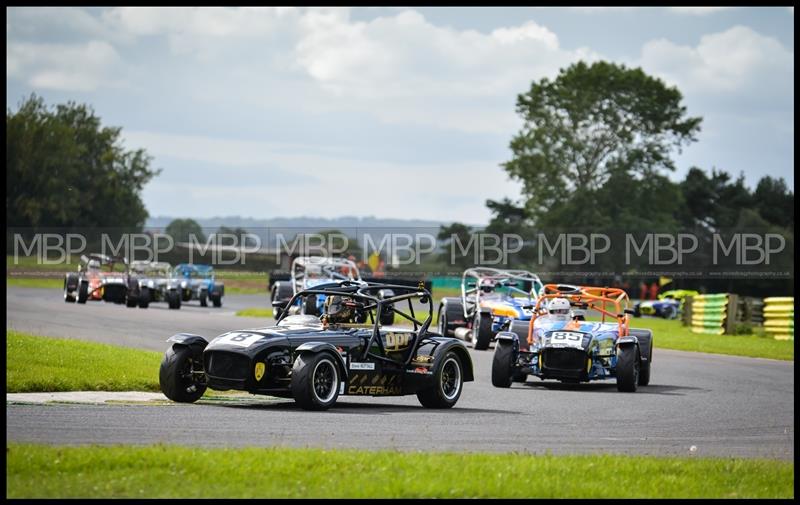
[
  {"x1": 630, "y1": 318, "x2": 793, "y2": 361},
  {"x1": 6, "y1": 277, "x2": 63, "y2": 289},
  {"x1": 6, "y1": 444, "x2": 793, "y2": 498},
  {"x1": 236, "y1": 307, "x2": 274, "y2": 318},
  {"x1": 7, "y1": 331, "x2": 162, "y2": 393}
]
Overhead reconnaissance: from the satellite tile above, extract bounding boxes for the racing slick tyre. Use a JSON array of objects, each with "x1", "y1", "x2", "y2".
[
  {"x1": 199, "y1": 291, "x2": 208, "y2": 307},
  {"x1": 638, "y1": 341, "x2": 652, "y2": 387},
  {"x1": 64, "y1": 283, "x2": 76, "y2": 303},
  {"x1": 472, "y1": 312, "x2": 493, "y2": 350},
  {"x1": 663, "y1": 305, "x2": 677, "y2": 320},
  {"x1": 211, "y1": 292, "x2": 222, "y2": 308},
  {"x1": 616, "y1": 345, "x2": 640, "y2": 392},
  {"x1": 509, "y1": 319, "x2": 531, "y2": 351},
  {"x1": 632, "y1": 305, "x2": 641, "y2": 318},
  {"x1": 77, "y1": 281, "x2": 88, "y2": 304},
  {"x1": 491, "y1": 340, "x2": 514, "y2": 388},
  {"x1": 437, "y1": 298, "x2": 463, "y2": 337},
  {"x1": 437, "y1": 304, "x2": 449, "y2": 336},
  {"x1": 138, "y1": 288, "x2": 150, "y2": 309},
  {"x1": 126, "y1": 295, "x2": 138, "y2": 308},
  {"x1": 291, "y1": 352, "x2": 340, "y2": 411},
  {"x1": 304, "y1": 294, "x2": 319, "y2": 316},
  {"x1": 417, "y1": 351, "x2": 464, "y2": 408},
  {"x1": 159, "y1": 345, "x2": 206, "y2": 403},
  {"x1": 167, "y1": 290, "x2": 182, "y2": 310},
  {"x1": 379, "y1": 305, "x2": 395, "y2": 326}
]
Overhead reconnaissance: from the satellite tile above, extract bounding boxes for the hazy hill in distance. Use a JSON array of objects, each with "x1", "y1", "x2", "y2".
[{"x1": 145, "y1": 215, "x2": 466, "y2": 232}]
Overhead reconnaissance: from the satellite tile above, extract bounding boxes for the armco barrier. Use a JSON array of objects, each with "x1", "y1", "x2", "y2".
[
  {"x1": 690, "y1": 293, "x2": 730, "y2": 335},
  {"x1": 763, "y1": 297, "x2": 794, "y2": 341}
]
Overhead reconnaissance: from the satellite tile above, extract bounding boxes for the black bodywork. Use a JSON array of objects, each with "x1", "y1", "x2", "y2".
[{"x1": 161, "y1": 281, "x2": 474, "y2": 408}]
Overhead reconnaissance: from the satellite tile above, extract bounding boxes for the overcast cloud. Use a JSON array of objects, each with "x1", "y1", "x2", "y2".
[{"x1": 6, "y1": 7, "x2": 794, "y2": 224}]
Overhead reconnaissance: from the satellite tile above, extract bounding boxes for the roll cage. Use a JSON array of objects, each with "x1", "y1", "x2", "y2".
[
  {"x1": 461, "y1": 267, "x2": 544, "y2": 320},
  {"x1": 291, "y1": 256, "x2": 361, "y2": 295},
  {"x1": 527, "y1": 284, "x2": 631, "y2": 345},
  {"x1": 79, "y1": 253, "x2": 129, "y2": 273},
  {"x1": 275, "y1": 280, "x2": 433, "y2": 368}
]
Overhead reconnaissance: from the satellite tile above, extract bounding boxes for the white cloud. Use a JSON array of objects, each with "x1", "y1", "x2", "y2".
[
  {"x1": 131, "y1": 130, "x2": 519, "y2": 222},
  {"x1": 638, "y1": 25, "x2": 793, "y2": 95},
  {"x1": 667, "y1": 7, "x2": 735, "y2": 15},
  {"x1": 102, "y1": 6, "x2": 300, "y2": 59},
  {"x1": 7, "y1": 40, "x2": 123, "y2": 91},
  {"x1": 293, "y1": 9, "x2": 599, "y2": 133}
]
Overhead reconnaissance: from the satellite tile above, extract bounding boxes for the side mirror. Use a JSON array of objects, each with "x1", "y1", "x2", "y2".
[{"x1": 272, "y1": 300, "x2": 289, "y2": 309}]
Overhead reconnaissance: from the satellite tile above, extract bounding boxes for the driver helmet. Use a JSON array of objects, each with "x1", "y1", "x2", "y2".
[
  {"x1": 479, "y1": 278, "x2": 496, "y2": 293},
  {"x1": 324, "y1": 295, "x2": 355, "y2": 324},
  {"x1": 547, "y1": 297, "x2": 572, "y2": 317}
]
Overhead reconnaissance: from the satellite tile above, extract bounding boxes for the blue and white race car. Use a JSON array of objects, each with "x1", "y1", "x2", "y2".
[
  {"x1": 491, "y1": 284, "x2": 653, "y2": 392},
  {"x1": 173, "y1": 263, "x2": 225, "y2": 307},
  {"x1": 271, "y1": 257, "x2": 401, "y2": 323},
  {"x1": 436, "y1": 267, "x2": 545, "y2": 350}
]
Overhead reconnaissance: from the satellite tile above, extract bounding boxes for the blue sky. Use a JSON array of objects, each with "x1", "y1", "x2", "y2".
[{"x1": 6, "y1": 7, "x2": 794, "y2": 224}]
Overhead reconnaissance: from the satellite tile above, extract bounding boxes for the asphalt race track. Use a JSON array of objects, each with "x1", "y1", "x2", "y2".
[{"x1": 6, "y1": 287, "x2": 795, "y2": 459}]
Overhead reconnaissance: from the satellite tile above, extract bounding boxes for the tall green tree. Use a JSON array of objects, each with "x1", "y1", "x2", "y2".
[
  {"x1": 437, "y1": 222, "x2": 475, "y2": 272},
  {"x1": 6, "y1": 94, "x2": 159, "y2": 230},
  {"x1": 502, "y1": 61, "x2": 702, "y2": 227},
  {"x1": 166, "y1": 218, "x2": 206, "y2": 244}
]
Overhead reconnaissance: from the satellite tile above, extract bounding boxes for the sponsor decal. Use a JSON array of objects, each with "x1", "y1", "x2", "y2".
[
  {"x1": 384, "y1": 332, "x2": 412, "y2": 351},
  {"x1": 349, "y1": 362, "x2": 375, "y2": 370},
  {"x1": 347, "y1": 385, "x2": 402, "y2": 395},
  {"x1": 412, "y1": 354, "x2": 434, "y2": 364},
  {"x1": 406, "y1": 367, "x2": 432, "y2": 375},
  {"x1": 254, "y1": 362, "x2": 266, "y2": 381}
]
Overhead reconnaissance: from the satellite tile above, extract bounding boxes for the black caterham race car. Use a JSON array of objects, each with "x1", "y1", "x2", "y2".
[{"x1": 159, "y1": 281, "x2": 474, "y2": 410}]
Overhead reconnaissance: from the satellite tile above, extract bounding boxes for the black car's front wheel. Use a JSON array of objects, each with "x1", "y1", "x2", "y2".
[
  {"x1": 159, "y1": 345, "x2": 206, "y2": 403},
  {"x1": 291, "y1": 352, "x2": 340, "y2": 411},
  {"x1": 417, "y1": 351, "x2": 463, "y2": 408},
  {"x1": 616, "y1": 345, "x2": 640, "y2": 392}
]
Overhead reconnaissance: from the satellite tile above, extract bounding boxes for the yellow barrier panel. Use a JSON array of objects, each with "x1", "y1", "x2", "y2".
[
  {"x1": 763, "y1": 297, "x2": 794, "y2": 341},
  {"x1": 691, "y1": 294, "x2": 729, "y2": 335}
]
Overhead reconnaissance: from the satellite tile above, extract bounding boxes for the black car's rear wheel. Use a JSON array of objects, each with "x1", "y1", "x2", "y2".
[
  {"x1": 199, "y1": 291, "x2": 208, "y2": 307},
  {"x1": 291, "y1": 352, "x2": 340, "y2": 411},
  {"x1": 472, "y1": 313, "x2": 493, "y2": 350},
  {"x1": 417, "y1": 351, "x2": 463, "y2": 408},
  {"x1": 616, "y1": 345, "x2": 640, "y2": 392},
  {"x1": 159, "y1": 345, "x2": 206, "y2": 403}
]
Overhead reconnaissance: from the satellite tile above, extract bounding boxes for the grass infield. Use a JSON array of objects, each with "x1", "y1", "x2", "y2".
[
  {"x1": 7, "y1": 331, "x2": 162, "y2": 393},
  {"x1": 5, "y1": 444, "x2": 793, "y2": 498}
]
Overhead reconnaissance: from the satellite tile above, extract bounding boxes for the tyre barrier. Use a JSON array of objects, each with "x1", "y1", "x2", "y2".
[
  {"x1": 690, "y1": 293, "x2": 729, "y2": 335},
  {"x1": 763, "y1": 297, "x2": 794, "y2": 341}
]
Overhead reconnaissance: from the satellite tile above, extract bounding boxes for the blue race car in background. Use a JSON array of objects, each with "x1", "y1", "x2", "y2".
[
  {"x1": 173, "y1": 263, "x2": 224, "y2": 307},
  {"x1": 492, "y1": 284, "x2": 653, "y2": 392},
  {"x1": 437, "y1": 267, "x2": 544, "y2": 351}
]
